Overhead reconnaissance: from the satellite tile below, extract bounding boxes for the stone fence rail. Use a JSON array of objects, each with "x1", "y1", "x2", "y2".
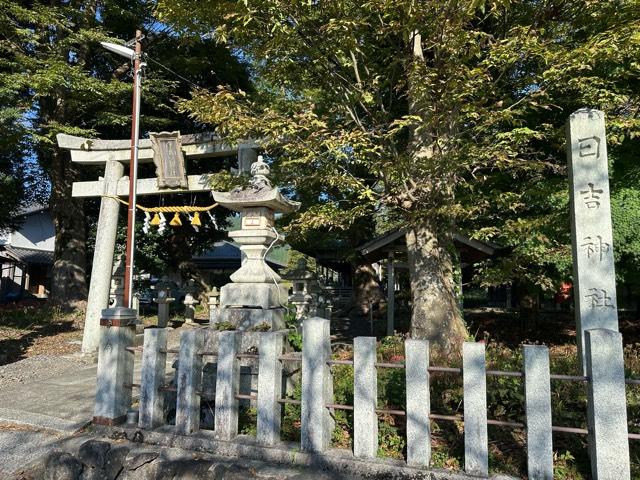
[{"x1": 94, "y1": 318, "x2": 635, "y2": 480}]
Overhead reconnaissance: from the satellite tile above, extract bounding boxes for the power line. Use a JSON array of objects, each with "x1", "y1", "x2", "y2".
[{"x1": 145, "y1": 54, "x2": 208, "y2": 90}]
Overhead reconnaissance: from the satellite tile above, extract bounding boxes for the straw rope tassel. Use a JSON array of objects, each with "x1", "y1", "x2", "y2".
[
  {"x1": 169, "y1": 212, "x2": 182, "y2": 227},
  {"x1": 100, "y1": 196, "x2": 218, "y2": 231}
]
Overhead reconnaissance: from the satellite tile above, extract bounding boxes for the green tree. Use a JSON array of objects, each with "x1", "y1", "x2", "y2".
[
  {"x1": 0, "y1": 97, "x2": 29, "y2": 232},
  {"x1": 469, "y1": 3, "x2": 640, "y2": 300},
  {"x1": 0, "y1": 7, "x2": 47, "y2": 231},
  {"x1": 612, "y1": 188, "x2": 640, "y2": 299},
  {"x1": 0, "y1": 0, "x2": 249, "y2": 305},
  {"x1": 158, "y1": 0, "x2": 640, "y2": 351},
  {"x1": 1, "y1": 0, "x2": 139, "y2": 303}
]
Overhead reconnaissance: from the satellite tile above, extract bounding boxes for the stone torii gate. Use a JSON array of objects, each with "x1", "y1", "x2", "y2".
[{"x1": 57, "y1": 132, "x2": 258, "y2": 353}]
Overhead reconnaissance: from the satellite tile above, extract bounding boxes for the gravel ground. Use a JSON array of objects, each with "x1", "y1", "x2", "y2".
[
  {"x1": 0, "y1": 354, "x2": 95, "y2": 391},
  {"x1": 0, "y1": 423, "x2": 70, "y2": 479}
]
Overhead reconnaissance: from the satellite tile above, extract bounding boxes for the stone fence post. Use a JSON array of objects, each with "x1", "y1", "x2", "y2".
[
  {"x1": 301, "y1": 317, "x2": 333, "y2": 452},
  {"x1": 257, "y1": 331, "x2": 284, "y2": 445},
  {"x1": 405, "y1": 339, "x2": 431, "y2": 467},
  {"x1": 524, "y1": 345, "x2": 553, "y2": 479},
  {"x1": 463, "y1": 342, "x2": 488, "y2": 476},
  {"x1": 215, "y1": 331, "x2": 241, "y2": 440},
  {"x1": 175, "y1": 329, "x2": 204, "y2": 435},
  {"x1": 585, "y1": 328, "x2": 630, "y2": 479},
  {"x1": 93, "y1": 307, "x2": 136, "y2": 425},
  {"x1": 353, "y1": 336, "x2": 378, "y2": 459},
  {"x1": 138, "y1": 328, "x2": 168, "y2": 429}
]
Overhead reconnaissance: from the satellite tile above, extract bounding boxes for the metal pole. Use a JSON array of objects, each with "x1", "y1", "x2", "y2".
[
  {"x1": 387, "y1": 251, "x2": 395, "y2": 336},
  {"x1": 123, "y1": 30, "x2": 143, "y2": 309}
]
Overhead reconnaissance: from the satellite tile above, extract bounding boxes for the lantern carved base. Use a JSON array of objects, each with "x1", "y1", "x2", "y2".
[{"x1": 218, "y1": 307, "x2": 286, "y2": 330}]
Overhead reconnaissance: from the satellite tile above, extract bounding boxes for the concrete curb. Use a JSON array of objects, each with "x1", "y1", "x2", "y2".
[
  {"x1": 96, "y1": 425, "x2": 517, "y2": 480},
  {"x1": 0, "y1": 408, "x2": 91, "y2": 433}
]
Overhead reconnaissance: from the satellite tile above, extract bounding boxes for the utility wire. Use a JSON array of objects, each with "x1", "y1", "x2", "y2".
[{"x1": 145, "y1": 54, "x2": 207, "y2": 91}]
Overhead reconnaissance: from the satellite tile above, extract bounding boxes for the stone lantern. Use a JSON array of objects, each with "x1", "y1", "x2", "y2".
[
  {"x1": 183, "y1": 279, "x2": 199, "y2": 324},
  {"x1": 282, "y1": 258, "x2": 322, "y2": 321},
  {"x1": 208, "y1": 287, "x2": 220, "y2": 325},
  {"x1": 212, "y1": 156, "x2": 300, "y2": 330},
  {"x1": 154, "y1": 277, "x2": 175, "y2": 328}
]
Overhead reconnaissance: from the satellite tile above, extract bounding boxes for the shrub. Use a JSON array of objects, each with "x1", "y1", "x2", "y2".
[{"x1": 214, "y1": 321, "x2": 236, "y2": 331}]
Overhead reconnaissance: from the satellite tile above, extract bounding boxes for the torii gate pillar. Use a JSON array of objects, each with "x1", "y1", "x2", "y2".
[{"x1": 83, "y1": 160, "x2": 124, "y2": 352}]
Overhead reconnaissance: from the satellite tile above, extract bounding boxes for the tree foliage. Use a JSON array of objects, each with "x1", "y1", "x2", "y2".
[
  {"x1": 158, "y1": 1, "x2": 640, "y2": 301},
  {"x1": 0, "y1": 0, "x2": 250, "y2": 303}
]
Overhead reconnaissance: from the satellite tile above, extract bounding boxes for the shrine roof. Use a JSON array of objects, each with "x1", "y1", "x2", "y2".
[
  {"x1": 357, "y1": 228, "x2": 500, "y2": 264},
  {"x1": 16, "y1": 204, "x2": 49, "y2": 216}
]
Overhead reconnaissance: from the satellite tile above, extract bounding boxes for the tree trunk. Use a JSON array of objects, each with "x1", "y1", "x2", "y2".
[
  {"x1": 352, "y1": 259, "x2": 384, "y2": 315},
  {"x1": 180, "y1": 262, "x2": 211, "y2": 311},
  {"x1": 43, "y1": 0, "x2": 97, "y2": 307},
  {"x1": 50, "y1": 148, "x2": 88, "y2": 306},
  {"x1": 406, "y1": 223, "x2": 467, "y2": 353},
  {"x1": 169, "y1": 231, "x2": 211, "y2": 311}
]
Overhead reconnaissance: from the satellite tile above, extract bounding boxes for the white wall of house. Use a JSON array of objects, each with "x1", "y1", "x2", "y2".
[
  {"x1": 6, "y1": 212, "x2": 55, "y2": 251},
  {"x1": 0, "y1": 210, "x2": 54, "y2": 300}
]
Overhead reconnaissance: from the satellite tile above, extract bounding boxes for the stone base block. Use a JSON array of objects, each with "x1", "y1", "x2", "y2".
[
  {"x1": 220, "y1": 283, "x2": 288, "y2": 310},
  {"x1": 202, "y1": 329, "x2": 290, "y2": 357},
  {"x1": 218, "y1": 307, "x2": 285, "y2": 331}
]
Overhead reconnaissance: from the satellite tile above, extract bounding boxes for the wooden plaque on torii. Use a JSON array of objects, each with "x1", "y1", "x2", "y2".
[{"x1": 150, "y1": 131, "x2": 188, "y2": 189}]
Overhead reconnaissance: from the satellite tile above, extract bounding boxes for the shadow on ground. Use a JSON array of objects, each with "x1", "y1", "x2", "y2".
[{"x1": 0, "y1": 321, "x2": 79, "y2": 366}]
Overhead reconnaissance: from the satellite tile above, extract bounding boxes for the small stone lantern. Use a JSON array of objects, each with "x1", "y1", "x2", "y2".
[
  {"x1": 154, "y1": 279, "x2": 175, "y2": 328},
  {"x1": 282, "y1": 258, "x2": 325, "y2": 322},
  {"x1": 208, "y1": 287, "x2": 220, "y2": 325},
  {"x1": 183, "y1": 279, "x2": 199, "y2": 324}
]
